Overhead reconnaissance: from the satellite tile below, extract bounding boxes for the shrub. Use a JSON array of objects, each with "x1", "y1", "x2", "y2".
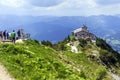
[
  {"x1": 24, "y1": 39, "x2": 40, "y2": 45},
  {"x1": 79, "y1": 39, "x2": 87, "y2": 47},
  {"x1": 96, "y1": 38, "x2": 113, "y2": 52},
  {"x1": 70, "y1": 35, "x2": 76, "y2": 41},
  {"x1": 41, "y1": 40, "x2": 53, "y2": 47},
  {"x1": 99, "y1": 50, "x2": 117, "y2": 67}
]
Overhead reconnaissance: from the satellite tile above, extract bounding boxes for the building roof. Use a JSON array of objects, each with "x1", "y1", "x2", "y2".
[
  {"x1": 73, "y1": 25, "x2": 88, "y2": 33},
  {"x1": 73, "y1": 28, "x2": 82, "y2": 33}
]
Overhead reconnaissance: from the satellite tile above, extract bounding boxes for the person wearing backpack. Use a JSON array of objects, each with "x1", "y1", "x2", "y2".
[{"x1": 11, "y1": 30, "x2": 16, "y2": 43}]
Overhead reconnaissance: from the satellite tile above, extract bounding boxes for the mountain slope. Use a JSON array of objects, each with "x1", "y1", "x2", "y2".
[{"x1": 0, "y1": 39, "x2": 120, "y2": 80}]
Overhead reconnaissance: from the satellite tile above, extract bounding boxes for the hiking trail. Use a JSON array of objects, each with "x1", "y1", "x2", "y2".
[
  {"x1": 110, "y1": 73, "x2": 120, "y2": 80},
  {"x1": 0, "y1": 64, "x2": 14, "y2": 80}
]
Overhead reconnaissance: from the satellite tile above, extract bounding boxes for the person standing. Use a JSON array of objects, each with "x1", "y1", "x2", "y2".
[
  {"x1": 17, "y1": 29, "x2": 21, "y2": 39},
  {"x1": 11, "y1": 30, "x2": 16, "y2": 44},
  {"x1": 0, "y1": 31, "x2": 3, "y2": 42},
  {"x1": 0, "y1": 31, "x2": 3, "y2": 38},
  {"x1": 6, "y1": 31, "x2": 9, "y2": 40},
  {"x1": 3, "y1": 30, "x2": 7, "y2": 40}
]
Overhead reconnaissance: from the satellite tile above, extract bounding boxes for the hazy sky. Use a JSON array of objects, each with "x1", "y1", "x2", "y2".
[{"x1": 0, "y1": 0, "x2": 120, "y2": 16}]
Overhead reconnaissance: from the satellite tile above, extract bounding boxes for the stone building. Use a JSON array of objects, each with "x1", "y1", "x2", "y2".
[{"x1": 72, "y1": 25, "x2": 96, "y2": 44}]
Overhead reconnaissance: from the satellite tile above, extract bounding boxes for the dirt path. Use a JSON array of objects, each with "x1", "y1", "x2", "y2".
[
  {"x1": 0, "y1": 64, "x2": 14, "y2": 80},
  {"x1": 110, "y1": 73, "x2": 120, "y2": 80},
  {"x1": 67, "y1": 41, "x2": 80, "y2": 53}
]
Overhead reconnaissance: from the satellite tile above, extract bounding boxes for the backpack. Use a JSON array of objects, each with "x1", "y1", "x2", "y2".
[{"x1": 11, "y1": 32, "x2": 16, "y2": 38}]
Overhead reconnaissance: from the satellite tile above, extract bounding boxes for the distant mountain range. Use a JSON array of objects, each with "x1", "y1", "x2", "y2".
[{"x1": 0, "y1": 15, "x2": 120, "y2": 52}]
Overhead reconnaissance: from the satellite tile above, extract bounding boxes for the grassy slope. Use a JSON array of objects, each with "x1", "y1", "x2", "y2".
[{"x1": 0, "y1": 40, "x2": 114, "y2": 80}]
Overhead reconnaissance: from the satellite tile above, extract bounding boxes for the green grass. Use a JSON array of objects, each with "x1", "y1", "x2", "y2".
[
  {"x1": 0, "y1": 40, "x2": 115, "y2": 80},
  {"x1": 62, "y1": 51, "x2": 111, "y2": 80},
  {"x1": 0, "y1": 42, "x2": 83, "y2": 80}
]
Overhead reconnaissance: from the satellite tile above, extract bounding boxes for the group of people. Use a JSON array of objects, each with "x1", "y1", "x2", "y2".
[{"x1": 0, "y1": 29, "x2": 23, "y2": 43}]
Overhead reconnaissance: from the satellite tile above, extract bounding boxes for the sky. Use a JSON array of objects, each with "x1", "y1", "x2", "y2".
[{"x1": 0, "y1": 0, "x2": 120, "y2": 16}]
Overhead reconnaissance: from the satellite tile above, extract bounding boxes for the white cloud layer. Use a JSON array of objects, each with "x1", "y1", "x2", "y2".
[
  {"x1": 0, "y1": 0, "x2": 120, "y2": 16},
  {"x1": 96, "y1": 0, "x2": 120, "y2": 5},
  {"x1": 28, "y1": 0, "x2": 64, "y2": 7}
]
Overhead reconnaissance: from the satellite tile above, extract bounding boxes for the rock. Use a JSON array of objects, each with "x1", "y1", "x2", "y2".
[{"x1": 16, "y1": 39, "x2": 24, "y2": 43}]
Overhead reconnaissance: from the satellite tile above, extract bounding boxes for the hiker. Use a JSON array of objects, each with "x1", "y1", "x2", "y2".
[
  {"x1": 17, "y1": 29, "x2": 21, "y2": 39},
  {"x1": 0, "y1": 31, "x2": 3, "y2": 42},
  {"x1": 11, "y1": 30, "x2": 16, "y2": 44},
  {"x1": 0, "y1": 31, "x2": 3, "y2": 38},
  {"x1": 3, "y1": 30, "x2": 7, "y2": 40},
  {"x1": 6, "y1": 31, "x2": 9, "y2": 40}
]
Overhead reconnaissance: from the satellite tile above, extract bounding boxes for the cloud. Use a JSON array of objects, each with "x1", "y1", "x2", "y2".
[
  {"x1": 96, "y1": 0, "x2": 120, "y2": 5},
  {"x1": 43, "y1": 0, "x2": 100, "y2": 16},
  {"x1": 0, "y1": 0, "x2": 119, "y2": 16},
  {"x1": 28, "y1": 0, "x2": 64, "y2": 7},
  {"x1": 45, "y1": 0, "x2": 120, "y2": 16},
  {"x1": 0, "y1": 0, "x2": 26, "y2": 8}
]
